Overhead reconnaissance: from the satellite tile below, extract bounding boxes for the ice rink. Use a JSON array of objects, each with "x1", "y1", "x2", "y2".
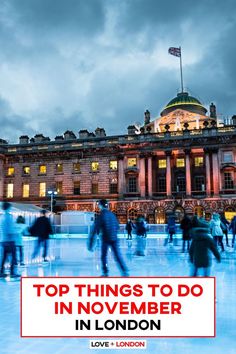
[{"x1": 0, "y1": 237, "x2": 236, "y2": 354}]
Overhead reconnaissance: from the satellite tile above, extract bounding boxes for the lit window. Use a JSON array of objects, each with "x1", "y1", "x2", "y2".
[
  {"x1": 127, "y1": 158, "x2": 137, "y2": 167},
  {"x1": 109, "y1": 160, "x2": 118, "y2": 170},
  {"x1": 91, "y1": 162, "x2": 99, "y2": 171},
  {"x1": 56, "y1": 163, "x2": 63, "y2": 173},
  {"x1": 39, "y1": 182, "x2": 46, "y2": 197},
  {"x1": 92, "y1": 183, "x2": 98, "y2": 194},
  {"x1": 39, "y1": 165, "x2": 47, "y2": 174},
  {"x1": 158, "y1": 159, "x2": 167, "y2": 169},
  {"x1": 7, "y1": 167, "x2": 15, "y2": 176},
  {"x1": 194, "y1": 157, "x2": 204, "y2": 167},
  {"x1": 56, "y1": 181, "x2": 63, "y2": 195},
  {"x1": 23, "y1": 166, "x2": 30, "y2": 175},
  {"x1": 6, "y1": 183, "x2": 13, "y2": 198},
  {"x1": 73, "y1": 163, "x2": 80, "y2": 173},
  {"x1": 73, "y1": 181, "x2": 80, "y2": 195},
  {"x1": 223, "y1": 151, "x2": 233, "y2": 163},
  {"x1": 23, "y1": 184, "x2": 29, "y2": 198},
  {"x1": 176, "y1": 158, "x2": 185, "y2": 168}
]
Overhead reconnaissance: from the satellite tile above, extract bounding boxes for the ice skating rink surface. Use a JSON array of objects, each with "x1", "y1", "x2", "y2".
[{"x1": 0, "y1": 237, "x2": 236, "y2": 354}]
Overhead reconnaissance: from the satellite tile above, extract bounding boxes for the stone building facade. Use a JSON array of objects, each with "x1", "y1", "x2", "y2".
[{"x1": 0, "y1": 92, "x2": 236, "y2": 223}]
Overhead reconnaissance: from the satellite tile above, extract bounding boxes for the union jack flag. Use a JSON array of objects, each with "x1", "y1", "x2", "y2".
[{"x1": 168, "y1": 47, "x2": 181, "y2": 57}]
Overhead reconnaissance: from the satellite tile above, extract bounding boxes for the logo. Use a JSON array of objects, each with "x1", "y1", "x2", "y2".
[{"x1": 89, "y1": 340, "x2": 147, "y2": 350}]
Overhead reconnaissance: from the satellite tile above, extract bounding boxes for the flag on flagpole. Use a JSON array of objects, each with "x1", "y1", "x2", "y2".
[{"x1": 168, "y1": 47, "x2": 181, "y2": 57}]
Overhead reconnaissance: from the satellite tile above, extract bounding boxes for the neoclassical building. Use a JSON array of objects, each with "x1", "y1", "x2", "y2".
[{"x1": 0, "y1": 91, "x2": 236, "y2": 223}]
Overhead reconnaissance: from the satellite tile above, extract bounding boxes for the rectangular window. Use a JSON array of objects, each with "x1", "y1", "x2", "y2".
[
  {"x1": 110, "y1": 183, "x2": 118, "y2": 193},
  {"x1": 158, "y1": 177, "x2": 166, "y2": 192},
  {"x1": 158, "y1": 159, "x2": 167, "y2": 169},
  {"x1": 92, "y1": 183, "x2": 98, "y2": 194},
  {"x1": 22, "y1": 183, "x2": 29, "y2": 198},
  {"x1": 39, "y1": 182, "x2": 46, "y2": 197},
  {"x1": 56, "y1": 163, "x2": 63, "y2": 173},
  {"x1": 73, "y1": 181, "x2": 80, "y2": 195},
  {"x1": 109, "y1": 160, "x2": 118, "y2": 170},
  {"x1": 6, "y1": 183, "x2": 13, "y2": 198},
  {"x1": 224, "y1": 172, "x2": 234, "y2": 189},
  {"x1": 23, "y1": 166, "x2": 30, "y2": 175},
  {"x1": 195, "y1": 176, "x2": 205, "y2": 191},
  {"x1": 176, "y1": 158, "x2": 185, "y2": 168},
  {"x1": 176, "y1": 176, "x2": 186, "y2": 192},
  {"x1": 91, "y1": 162, "x2": 99, "y2": 172},
  {"x1": 127, "y1": 158, "x2": 137, "y2": 167},
  {"x1": 73, "y1": 163, "x2": 80, "y2": 173},
  {"x1": 194, "y1": 157, "x2": 204, "y2": 167},
  {"x1": 128, "y1": 177, "x2": 137, "y2": 193},
  {"x1": 223, "y1": 151, "x2": 233, "y2": 163},
  {"x1": 39, "y1": 165, "x2": 47, "y2": 174},
  {"x1": 56, "y1": 181, "x2": 63, "y2": 195},
  {"x1": 7, "y1": 167, "x2": 15, "y2": 176}
]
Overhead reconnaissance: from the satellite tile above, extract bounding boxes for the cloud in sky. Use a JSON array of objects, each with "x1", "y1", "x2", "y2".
[{"x1": 0, "y1": 0, "x2": 236, "y2": 142}]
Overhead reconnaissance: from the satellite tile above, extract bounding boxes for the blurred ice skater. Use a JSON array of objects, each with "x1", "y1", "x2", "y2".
[{"x1": 90, "y1": 199, "x2": 129, "y2": 277}]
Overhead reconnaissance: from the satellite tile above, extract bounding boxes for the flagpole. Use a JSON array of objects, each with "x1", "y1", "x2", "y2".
[{"x1": 179, "y1": 46, "x2": 184, "y2": 92}]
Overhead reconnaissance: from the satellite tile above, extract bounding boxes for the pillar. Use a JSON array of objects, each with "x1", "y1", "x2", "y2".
[
  {"x1": 148, "y1": 156, "x2": 153, "y2": 197},
  {"x1": 185, "y1": 150, "x2": 192, "y2": 196},
  {"x1": 166, "y1": 151, "x2": 172, "y2": 197},
  {"x1": 139, "y1": 157, "x2": 146, "y2": 197},
  {"x1": 205, "y1": 151, "x2": 211, "y2": 197},
  {"x1": 118, "y1": 157, "x2": 125, "y2": 195},
  {"x1": 212, "y1": 149, "x2": 219, "y2": 196}
]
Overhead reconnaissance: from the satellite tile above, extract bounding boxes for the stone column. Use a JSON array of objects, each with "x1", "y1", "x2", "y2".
[
  {"x1": 148, "y1": 156, "x2": 153, "y2": 197},
  {"x1": 166, "y1": 151, "x2": 172, "y2": 197},
  {"x1": 185, "y1": 150, "x2": 192, "y2": 196},
  {"x1": 118, "y1": 157, "x2": 125, "y2": 195},
  {"x1": 204, "y1": 150, "x2": 211, "y2": 197},
  {"x1": 212, "y1": 149, "x2": 219, "y2": 196},
  {"x1": 139, "y1": 157, "x2": 146, "y2": 197}
]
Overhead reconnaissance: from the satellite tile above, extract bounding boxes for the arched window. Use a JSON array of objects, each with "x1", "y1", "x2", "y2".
[
  {"x1": 224, "y1": 206, "x2": 236, "y2": 222},
  {"x1": 154, "y1": 207, "x2": 166, "y2": 224},
  {"x1": 194, "y1": 206, "x2": 205, "y2": 218},
  {"x1": 127, "y1": 208, "x2": 138, "y2": 221},
  {"x1": 174, "y1": 206, "x2": 185, "y2": 223}
]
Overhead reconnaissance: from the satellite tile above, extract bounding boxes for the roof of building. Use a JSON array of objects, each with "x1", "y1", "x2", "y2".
[{"x1": 161, "y1": 92, "x2": 207, "y2": 116}]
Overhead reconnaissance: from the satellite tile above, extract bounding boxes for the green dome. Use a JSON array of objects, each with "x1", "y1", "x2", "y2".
[{"x1": 161, "y1": 92, "x2": 207, "y2": 116}]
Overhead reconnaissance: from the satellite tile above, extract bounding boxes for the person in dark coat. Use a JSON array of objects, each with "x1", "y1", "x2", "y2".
[
  {"x1": 93, "y1": 199, "x2": 129, "y2": 277},
  {"x1": 189, "y1": 217, "x2": 221, "y2": 276},
  {"x1": 30, "y1": 210, "x2": 53, "y2": 262},
  {"x1": 165, "y1": 215, "x2": 176, "y2": 245},
  {"x1": 229, "y1": 216, "x2": 236, "y2": 248},
  {"x1": 135, "y1": 216, "x2": 147, "y2": 256},
  {"x1": 220, "y1": 214, "x2": 230, "y2": 247},
  {"x1": 125, "y1": 219, "x2": 134, "y2": 240},
  {"x1": 180, "y1": 214, "x2": 192, "y2": 252}
]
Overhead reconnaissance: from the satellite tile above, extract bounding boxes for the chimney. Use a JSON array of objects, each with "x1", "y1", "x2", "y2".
[
  {"x1": 64, "y1": 130, "x2": 76, "y2": 140},
  {"x1": 79, "y1": 129, "x2": 89, "y2": 139},
  {"x1": 232, "y1": 115, "x2": 236, "y2": 126},
  {"x1": 19, "y1": 135, "x2": 29, "y2": 144},
  {"x1": 95, "y1": 127, "x2": 106, "y2": 137},
  {"x1": 34, "y1": 134, "x2": 45, "y2": 143},
  {"x1": 144, "y1": 110, "x2": 150, "y2": 125},
  {"x1": 127, "y1": 125, "x2": 136, "y2": 135}
]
